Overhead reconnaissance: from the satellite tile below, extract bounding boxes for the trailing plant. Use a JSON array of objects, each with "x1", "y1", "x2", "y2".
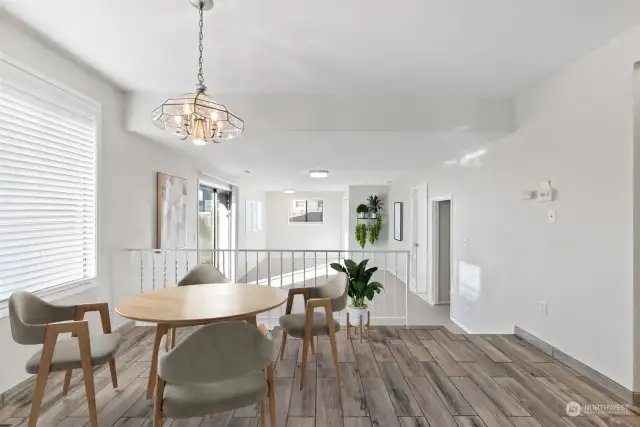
[
  {"x1": 369, "y1": 216, "x2": 382, "y2": 244},
  {"x1": 331, "y1": 259, "x2": 383, "y2": 307},
  {"x1": 355, "y1": 223, "x2": 367, "y2": 248}
]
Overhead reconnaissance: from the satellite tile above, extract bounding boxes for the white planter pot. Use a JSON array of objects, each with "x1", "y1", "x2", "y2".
[{"x1": 348, "y1": 305, "x2": 369, "y2": 326}]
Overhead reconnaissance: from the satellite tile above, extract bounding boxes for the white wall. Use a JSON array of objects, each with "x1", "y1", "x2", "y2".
[
  {"x1": 347, "y1": 186, "x2": 389, "y2": 251},
  {"x1": 266, "y1": 191, "x2": 344, "y2": 251},
  {"x1": 389, "y1": 24, "x2": 640, "y2": 391},
  {"x1": 0, "y1": 12, "x2": 238, "y2": 393}
]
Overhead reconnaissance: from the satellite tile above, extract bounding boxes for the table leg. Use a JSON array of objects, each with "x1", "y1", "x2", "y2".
[{"x1": 147, "y1": 323, "x2": 169, "y2": 399}]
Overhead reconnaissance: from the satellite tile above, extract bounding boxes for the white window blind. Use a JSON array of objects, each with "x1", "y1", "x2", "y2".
[{"x1": 0, "y1": 59, "x2": 98, "y2": 301}]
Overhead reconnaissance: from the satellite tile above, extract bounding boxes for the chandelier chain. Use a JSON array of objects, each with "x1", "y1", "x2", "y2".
[{"x1": 197, "y1": 2, "x2": 205, "y2": 88}]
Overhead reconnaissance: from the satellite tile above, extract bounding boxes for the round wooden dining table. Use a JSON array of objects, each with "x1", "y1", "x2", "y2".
[{"x1": 116, "y1": 282, "x2": 288, "y2": 399}]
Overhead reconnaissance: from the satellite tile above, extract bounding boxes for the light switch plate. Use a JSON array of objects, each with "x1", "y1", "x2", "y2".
[{"x1": 547, "y1": 209, "x2": 556, "y2": 223}]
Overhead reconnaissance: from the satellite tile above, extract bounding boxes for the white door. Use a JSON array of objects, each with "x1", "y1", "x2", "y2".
[{"x1": 410, "y1": 184, "x2": 428, "y2": 294}]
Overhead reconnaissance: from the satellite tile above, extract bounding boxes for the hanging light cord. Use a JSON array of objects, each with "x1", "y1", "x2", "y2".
[{"x1": 196, "y1": 2, "x2": 206, "y2": 91}]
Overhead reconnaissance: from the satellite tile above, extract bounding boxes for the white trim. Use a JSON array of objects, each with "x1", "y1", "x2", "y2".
[
  {"x1": 410, "y1": 183, "x2": 428, "y2": 296},
  {"x1": 198, "y1": 174, "x2": 232, "y2": 192},
  {"x1": 0, "y1": 54, "x2": 101, "y2": 110},
  {"x1": 450, "y1": 316, "x2": 473, "y2": 334},
  {"x1": 430, "y1": 195, "x2": 454, "y2": 305}
]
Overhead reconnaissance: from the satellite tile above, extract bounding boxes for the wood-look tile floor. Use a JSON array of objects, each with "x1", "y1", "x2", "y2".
[{"x1": 1, "y1": 326, "x2": 638, "y2": 427}]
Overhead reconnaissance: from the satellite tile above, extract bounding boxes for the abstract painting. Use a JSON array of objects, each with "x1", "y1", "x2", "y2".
[{"x1": 157, "y1": 172, "x2": 187, "y2": 249}]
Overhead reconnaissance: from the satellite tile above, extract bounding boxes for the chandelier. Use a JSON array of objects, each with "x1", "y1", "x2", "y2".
[{"x1": 152, "y1": 0, "x2": 244, "y2": 145}]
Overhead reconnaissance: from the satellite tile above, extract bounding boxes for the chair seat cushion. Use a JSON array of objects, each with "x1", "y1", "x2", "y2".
[
  {"x1": 278, "y1": 313, "x2": 341, "y2": 338},
  {"x1": 26, "y1": 333, "x2": 121, "y2": 374},
  {"x1": 162, "y1": 372, "x2": 268, "y2": 418}
]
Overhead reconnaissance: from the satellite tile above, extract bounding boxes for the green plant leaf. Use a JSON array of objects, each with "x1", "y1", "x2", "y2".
[
  {"x1": 365, "y1": 289, "x2": 375, "y2": 300},
  {"x1": 355, "y1": 260, "x2": 368, "y2": 281},
  {"x1": 330, "y1": 263, "x2": 345, "y2": 273}
]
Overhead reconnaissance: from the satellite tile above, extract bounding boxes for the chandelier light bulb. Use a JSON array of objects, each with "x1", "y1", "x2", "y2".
[{"x1": 192, "y1": 118, "x2": 208, "y2": 145}]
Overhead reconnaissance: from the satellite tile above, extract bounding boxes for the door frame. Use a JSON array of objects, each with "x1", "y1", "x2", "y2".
[
  {"x1": 196, "y1": 179, "x2": 234, "y2": 267},
  {"x1": 410, "y1": 183, "x2": 428, "y2": 295},
  {"x1": 430, "y1": 195, "x2": 454, "y2": 305}
]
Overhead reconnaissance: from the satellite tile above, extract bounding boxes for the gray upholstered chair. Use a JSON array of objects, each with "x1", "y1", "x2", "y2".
[
  {"x1": 166, "y1": 264, "x2": 230, "y2": 348},
  {"x1": 177, "y1": 264, "x2": 228, "y2": 287},
  {"x1": 153, "y1": 321, "x2": 277, "y2": 427},
  {"x1": 278, "y1": 272, "x2": 348, "y2": 389},
  {"x1": 9, "y1": 291, "x2": 121, "y2": 427}
]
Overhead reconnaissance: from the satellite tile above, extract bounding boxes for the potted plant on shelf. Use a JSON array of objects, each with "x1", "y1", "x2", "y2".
[
  {"x1": 356, "y1": 203, "x2": 369, "y2": 220},
  {"x1": 367, "y1": 195, "x2": 383, "y2": 245},
  {"x1": 330, "y1": 258, "x2": 384, "y2": 326},
  {"x1": 355, "y1": 204, "x2": 369, "y2": 248}
]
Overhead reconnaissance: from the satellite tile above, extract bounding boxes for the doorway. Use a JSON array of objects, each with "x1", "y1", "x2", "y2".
[
  {"x1": 432, "y1": 198, "x2": 452, "y2": 304},
  {"x1": 410, "y1": 184, "x2": 427, "y2": 294},
  {"x1": 198, "y1": 184, "x2": 232, "y2": 273}
]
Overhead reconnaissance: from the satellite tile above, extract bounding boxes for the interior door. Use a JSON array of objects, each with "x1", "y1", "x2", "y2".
[{"x1": 410, "y1": 183, "x2": 428, "y2": 294}]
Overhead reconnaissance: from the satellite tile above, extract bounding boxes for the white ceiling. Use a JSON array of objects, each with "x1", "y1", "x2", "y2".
[
  {"x1": 5, "y1": 0, "x2": 640, "y2": 96},
  {"x1": 5, "y1": 0, "x2": 640, "y2": 189}
]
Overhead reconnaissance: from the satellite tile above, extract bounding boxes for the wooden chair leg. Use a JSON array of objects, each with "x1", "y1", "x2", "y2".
[
  {"x1": 300, "y1": 333, "x2": 310, "y2": 390},
  {"x1": 108, "y1": 359, "x2": 118, "y2": 388},
  {"x1": 279, "y1": 331, "x2": 287, "y2": 361},
  {"x1": 62, "y1": 369, "x2": 72, "y2": 395},
  {"x1": 147, "y1": 324, "x2": 169, "y2": 399},
  {"x1": 78, "y1": 329, "x2": 98, "y2": 427},
  {"x1": 266, "y1": 364, "x2": 276, "y2": 427},
  {"x1": 328, "y1": 326, "x2": 341, "y2": 385},
  {"x1": 153, "y1": 375, "x2": 166, "y2": 427},
  {"x1": 260, "y1": 399, "x2": 266, "y2": 427},
  {"x1": 28, "y1": 332, "x2": 56, "y2": 427},
  {"x1": 170, "y1": 327, "x2": 177, "y2": 349}
]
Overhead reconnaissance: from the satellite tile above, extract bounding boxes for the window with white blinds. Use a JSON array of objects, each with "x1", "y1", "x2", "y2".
[{"x1": 0, "y1": 59, "x2": 98, "y2": 301}]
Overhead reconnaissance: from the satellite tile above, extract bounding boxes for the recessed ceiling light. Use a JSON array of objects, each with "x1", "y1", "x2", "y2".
[
  {"x1": 284, "y1": 189, "x2": 295, "y2": 194},
  {"x1": 309, "y1": 170, "x2": 329, "y2": 179}
]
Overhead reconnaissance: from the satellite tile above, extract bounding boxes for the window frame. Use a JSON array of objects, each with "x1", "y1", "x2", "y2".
[
  {"x1": 288, "y1": 198, "x2": 324, "y2": 225},
  {"x1": 0, "y1": 55, "x2": 102, "y2": 315}
]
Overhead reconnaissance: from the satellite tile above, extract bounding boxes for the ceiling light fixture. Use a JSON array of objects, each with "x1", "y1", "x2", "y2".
[
  {"x1": 284, "y1": 189, "x2": 295, "y2": 194},
  {"x1": 151, "y1": 0, "x2": 244, "y2": 145},
  {"x1": 309, "y1": 170, "x2": 329, "y2": 179}
]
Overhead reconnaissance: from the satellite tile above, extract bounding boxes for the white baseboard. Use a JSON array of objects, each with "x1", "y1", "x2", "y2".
[{"x1": 450, "y1": 316, "x2": 473, "y2": 334}]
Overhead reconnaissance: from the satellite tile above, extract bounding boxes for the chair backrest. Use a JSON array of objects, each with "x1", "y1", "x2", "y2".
[
  {"x1": 311, "y1": 272, "x2": 349, "y2": 312},
  {"x1": 158, "y1": 321, "x2": 277, "y2": 385},
  {"x1": 177, "y1": 264, "x2": 229, "y2": 287},
  {"x1": 9, "y1": 291, "x2": 76, "y2": 345}
]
